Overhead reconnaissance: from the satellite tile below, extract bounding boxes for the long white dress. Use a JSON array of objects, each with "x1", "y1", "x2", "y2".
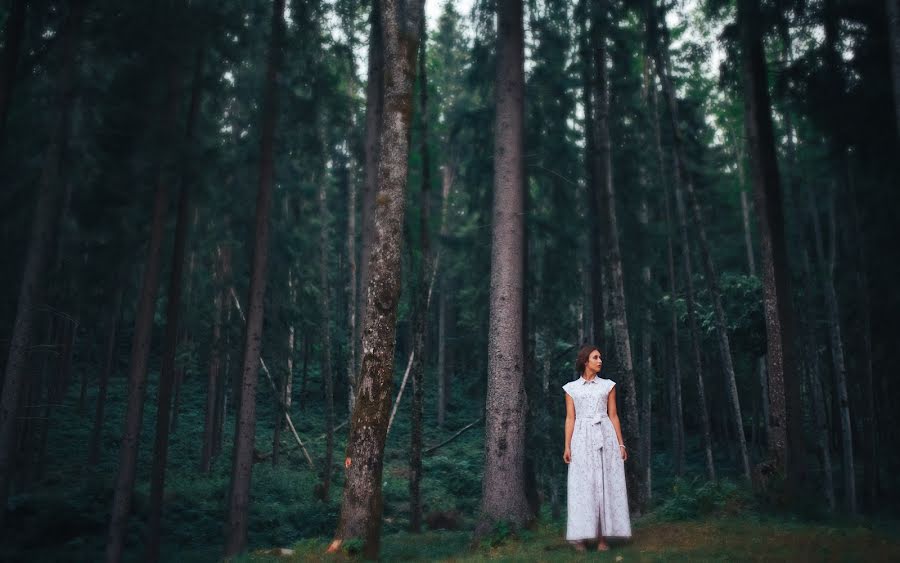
[{"x1": 563, "y1": 376, "x2": 632, "y2": 541}]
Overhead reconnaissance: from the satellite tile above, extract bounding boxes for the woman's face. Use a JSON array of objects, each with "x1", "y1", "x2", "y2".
[{"x1": 586, "y1": 350, "x2": 602, "y2": 374}]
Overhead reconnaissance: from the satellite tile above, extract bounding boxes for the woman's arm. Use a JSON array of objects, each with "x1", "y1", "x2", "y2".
[
  {"x1": 563, "y1": 393, "x2": 575, "y2": 463},
  {"x1": 607, "y1": 387, "x2": 628, "y2": 461}
]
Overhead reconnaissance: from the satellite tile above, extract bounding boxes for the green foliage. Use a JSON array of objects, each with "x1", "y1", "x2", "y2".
[{"x1": 651, "y1": 477, "x2": 756, "y2": 522}]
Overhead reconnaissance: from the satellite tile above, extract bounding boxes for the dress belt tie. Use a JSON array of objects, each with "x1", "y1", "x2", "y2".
[{"x1": 579, "y1": 414, "x2": 609, "y2": 451}]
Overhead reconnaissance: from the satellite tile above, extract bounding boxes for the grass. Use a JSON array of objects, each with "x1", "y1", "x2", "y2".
[{"x1": 247, "y1": 516, "x2": 900, "y2": 562}]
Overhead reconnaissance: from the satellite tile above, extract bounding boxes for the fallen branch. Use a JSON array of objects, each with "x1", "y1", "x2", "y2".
[
  {"x1": 385, "y1": 350, "x2": 415, "y2": 438},
  {"x1": 230, "y1": 287, "x2": 315, "y2": 470},
  {"x1": 424, "y1": 417, "x2": 482, "y2": 456},
  {"x1": 256, "y1": 420, "x2": 348, "y2": 462}
]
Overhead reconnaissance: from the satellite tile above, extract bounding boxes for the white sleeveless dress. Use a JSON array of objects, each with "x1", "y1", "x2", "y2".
[{"x1": 563, "y1": 376, "x2": 632, "y2": 540}]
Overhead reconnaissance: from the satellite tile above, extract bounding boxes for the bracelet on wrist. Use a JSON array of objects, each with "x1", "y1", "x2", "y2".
[{"x1": 618, "y1": 444, "x2": 626, "y2": 449}]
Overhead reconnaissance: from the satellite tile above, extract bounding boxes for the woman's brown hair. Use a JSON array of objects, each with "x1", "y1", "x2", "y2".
[{"x1": 575, "y1": 344, "x2": 600, "y2": 374}]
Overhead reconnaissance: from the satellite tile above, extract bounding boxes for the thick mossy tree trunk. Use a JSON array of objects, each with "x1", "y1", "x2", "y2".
[
  {"x1": 223, "y1": 0, "x2": 284, "y2": 555},
  {"x1": 0, "y1": 0, "x2": 83, "y2": 521},
  {"x1": 738, "y1": 0, "x2": 803, "y2": 494},
  {"x1": 329, "y1": 0, "x2": 423, "y2": 557}
]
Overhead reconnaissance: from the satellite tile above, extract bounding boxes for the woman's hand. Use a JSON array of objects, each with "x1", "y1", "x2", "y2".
[
  {"x1": 619, "y1": 445, "x2": 628, "y2": 461},
  {"x1": 563, "y1": 447, "x2": 572, "y2": 464}
]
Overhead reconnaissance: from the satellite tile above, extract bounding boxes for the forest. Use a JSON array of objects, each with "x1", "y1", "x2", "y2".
[{"x1": 1, "y1": 0, "x2": 899, "y2": 560}]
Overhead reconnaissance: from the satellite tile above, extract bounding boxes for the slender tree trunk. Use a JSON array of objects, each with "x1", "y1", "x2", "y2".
[
  {"x1": 105, "y1": 180, "x2": 171, "y2": 563},
  {"x1": 409, "y1": 18, "x2": 432, "y2": 533},
  {"x1": 330, "y1": 0, "x2": 423, "y2": 556},
  {"x1": 0, "y1": 0, "x2": 26, "y2": 148},
  {"x1": 318, "y1": 161, "x2": 335, "y2": 500},
  {"x1": 591, "y1": 0, "x2": 644, "y2": 510},
  {"x1": 639, "y1": 199, "x2": 653, "y2": 502},
  {"x1": 649, "y1": 74, "x2": 691, "y2": 478},
  {"x1": 0, "y1": 0, "x2": 83, "y2": 519},
  {"x1": 477, "y1": 0, "x2": 532, "y2": 532},
  {"x1": 212, "y1": 245, "x2": 232, "y2": 462},
  {"x1": 886, "y1": 0, "x2": 900, "y2": 138},
  {"x1": 286, "y1": 268, "x2": 296, "y2": 426},
  {"x1": 801, "y1": 248, "x2": 836, "y2": 511},
  {"x1": 648, "y1": 2, "x2": 750, "y2": 481},
  {"x1": 845, "y1": 163, "x2": 877, "y2": 509},
  {"x1": 346, "y1": 148, "x2": 357, "y2": 416},
  {"x1": 808, "y1": 185, "x2": 855, "y2": 513},
  {"x1": 738, "y1": 0, "x2": 803, "y2": 493},
  {"x1": 147, "y1": 46, "x2": 204, "y2": 558},
  {"x1": 224, "y1": 0, "x2": 284, "y2": 554},
  {"x1": 201, "y1": 246, "x2": 225, "y2": 474},
  {"x1": 580, "y1": 0, "x2": 605, "y2": 352},
  {"x1": 89, "y1": 285, "x2": 124, "y2": 466}
]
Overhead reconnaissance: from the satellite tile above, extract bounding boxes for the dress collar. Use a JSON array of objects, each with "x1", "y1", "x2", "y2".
[{"x1": 580, "y1": 375, "x2": 600, "y2": 384}]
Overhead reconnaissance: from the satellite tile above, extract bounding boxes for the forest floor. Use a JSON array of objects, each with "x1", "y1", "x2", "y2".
[
  {"x1": 5, "y1": 369, "x2": 900, "y2": 562},
  {"x1": 248, "y1": 514, "x2": 900, "y2": 562}
]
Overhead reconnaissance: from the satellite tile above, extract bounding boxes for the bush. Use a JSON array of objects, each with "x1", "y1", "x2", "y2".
[{"x1": 653, "y1": 477, "x2": 755, "y2": 521}]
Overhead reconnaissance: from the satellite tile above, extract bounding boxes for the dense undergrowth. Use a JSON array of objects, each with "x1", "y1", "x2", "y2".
[{"x1": 2, "y1": 365, "x2": 898, "y2": 562}]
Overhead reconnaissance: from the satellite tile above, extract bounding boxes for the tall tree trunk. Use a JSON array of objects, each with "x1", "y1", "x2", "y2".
[
  {"x1": 738, "y1": 0, "x2": 803, "y2": 493},
  {"x1": 845, "y1": 163, "x2": 877, "y2": 509},
  {"x1": 649, "y1": 73, "x2": 691, "y2": 478},
  {"x1": 477, "y1": 0, "x2": 532, "y2": 532},
  {"x1": 0, "y1": 0, "x2": 83, "y2": 520},
  {"x1": 639, "y1": 198, "x2": 653, "y2": 502},
  {"x1": 591, "y1": 0, "x2": 644, "y2": 510},
  {"x1": 647, "y1": 1, "x2": 750, "y2": 481},
  {"x1": 409, "y1": 17, "x2": 432, "y2": 533},
  {"x1": 801, "y1": 248, "x2": 836, "y2": 511},
  {"x1": 580, "y1": 0, "x2": 605, "y2": 353},
  {"x1": 435, "y1": 164, "x2": 454, "y2": 429},
  {"x1": 201, "y1": 245, "x2": 225, "y2": 474},
  {"x1": 886, "y1": 0, "x2": 900, "y2": 138},
  {"x1": 224, "y1": 0, "x2": 284, "y2": 555},
  {"x1": 808, "y1": 185, "x2": 855, "y2": 513},
  {"x1": 329, "y1": 0, "x2": 423, "y2": 557},
  {"x1": 89, "y1": 285, "x2": 124, "y2": 466},
  {"x1": 105, "y1": 179, "x2": 171, "y2": 563},
  {"x1": 355, "y1": 1, "x2": 385, "y2": 410},
  {"x1": 147, "y1": 44, "x2": 204, "y2": 559},
  {"x1": 0, "y1": 0, "x2": 26, "y2": 148},
  {"x1": 212, "y1": 244, "x2": 232, "y2": 462},
  {"x1": 286, "y1": 268, "x2": 296, "y2": 426},
  {"x1": 318, "y1": 160, "x2": 335, "y2": 500}
]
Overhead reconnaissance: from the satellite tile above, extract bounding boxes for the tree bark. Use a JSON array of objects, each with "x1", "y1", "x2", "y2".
[
  {"x1": 738, "y1": 0, "x2": 803, "y2": 493},
  {"x1": 801, "y1": 248, "x2": 835, "y2": 511},
  {"x1": 639, "y1": 199, "x2": 653, "y2": 502},
  {"x1": 330, "y1": 0, "x2": 423, "y2": 556},
  {"x1": 318, "y1": 161, "x2": 336, "y2": 500},
  {"x1": 224, "y1": 0, "x2": 284, "y2": 555},
  {"x1": 808, "y1": 184, "x2": 855, "y2": 513},
  {"x1": 0, "y1": 0, "x2": 26, "y2": 148},
  {"x1": 591, "y1": 0, "x2": 644, "y2": 511},
  {"x1": 886, "y1": 0, "x2": 900, "y2": 138},
  {"x1": 89, "y1": 285, "x2": 124, "y2": 466},
  {"x1": 436, "y1": 165, "x2": 454, "y2": 428},
  {"x1": 147, "y1": 44, "x2": 204, "y2": 558},
  {"x1": 201, "y1": 245, "x2": 225, "y2": 473},
  {"x1": 409, "y1": 16, "x2": 432, "y2": 533},
  {"x1": 477, "y1": 0, "x2": 532, "y2": 532},
  {"x1": 212, "y1": 245, "x2": 232, "y2": 462},
  {"x1": 355, "y1": 1, "x2": 385, "y2": 409},
  {"x1": 0, "y1": 0, "x2": 83, "y2": 519}
]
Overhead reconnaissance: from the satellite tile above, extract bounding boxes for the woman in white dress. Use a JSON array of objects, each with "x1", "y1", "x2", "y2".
[{"x1": 562, "y1": 344, "x2": 631, "y2": 551}]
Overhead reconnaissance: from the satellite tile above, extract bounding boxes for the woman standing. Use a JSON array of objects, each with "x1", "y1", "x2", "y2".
[{"x1": 563, "y1": 344, "x2": 631, "y2": 551}]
